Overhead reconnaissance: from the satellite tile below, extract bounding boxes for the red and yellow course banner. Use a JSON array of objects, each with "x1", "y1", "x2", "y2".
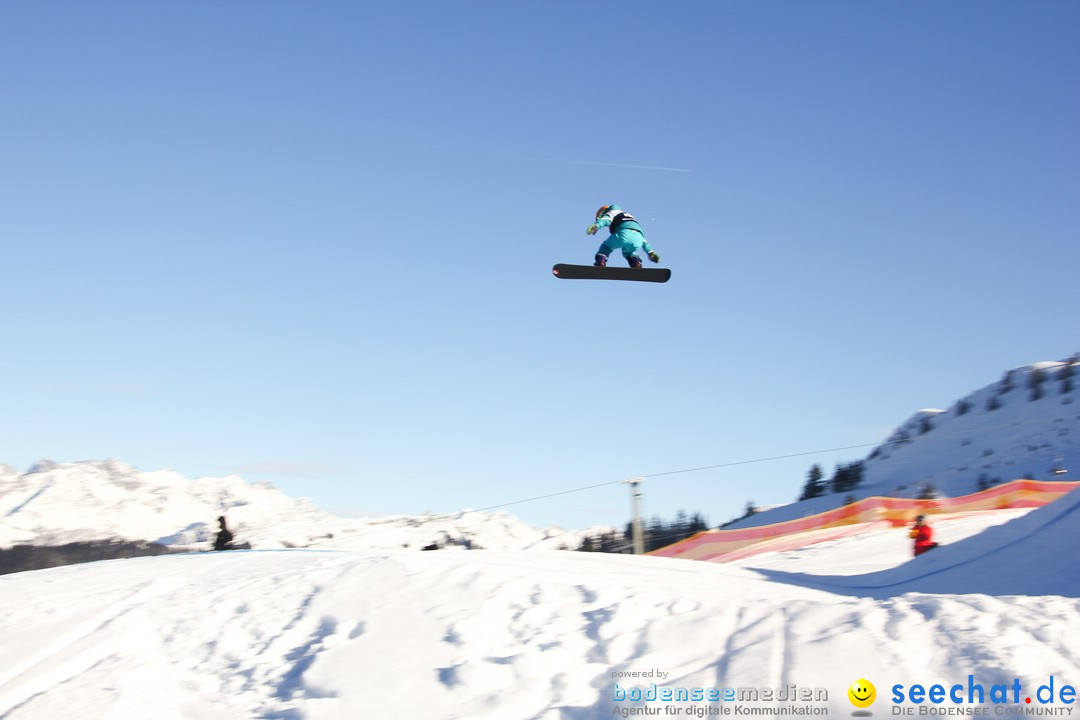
[{"x1": 650, "y1": 479, "x2": 1080, "y2": 563}]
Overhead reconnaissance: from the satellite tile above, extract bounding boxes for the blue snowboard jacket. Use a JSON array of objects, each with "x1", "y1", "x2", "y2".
[{"x1": 595, "y1": 204, "x2": 654, "y2": 257}]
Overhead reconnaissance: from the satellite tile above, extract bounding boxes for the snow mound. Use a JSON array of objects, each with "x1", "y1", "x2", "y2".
[
  {"x1": 755, "y1": 484, "x2": 1080, "y2": 597},
  {"x1": 1, "y1": 504, "x2": 1079, "y2": 719}
]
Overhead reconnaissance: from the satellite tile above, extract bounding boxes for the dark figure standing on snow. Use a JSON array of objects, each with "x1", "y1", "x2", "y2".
[
  {"x1": 213, "y1": 515, "x2": 234, "y2": 551},
  {"x1": 909, "y1": 514, "x2": 938, "y2": 557}
]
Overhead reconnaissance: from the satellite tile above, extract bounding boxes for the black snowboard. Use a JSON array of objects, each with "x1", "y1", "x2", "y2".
[{"x1": 552, "y1": 263, "x2": 671, "y2": 283}]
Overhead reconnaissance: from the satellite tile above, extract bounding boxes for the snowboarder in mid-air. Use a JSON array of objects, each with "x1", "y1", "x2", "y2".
[
  {"x1": 552, "y1": 204, "x2": 669, "y2": 282},
  {"x1": 587, "y1": 204, "x2": 661, "y2": 268}
]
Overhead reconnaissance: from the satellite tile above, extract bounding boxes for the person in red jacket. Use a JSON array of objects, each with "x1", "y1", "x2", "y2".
[{"x1": 909, "y1": 514, "x2": 938, "y2": 556}]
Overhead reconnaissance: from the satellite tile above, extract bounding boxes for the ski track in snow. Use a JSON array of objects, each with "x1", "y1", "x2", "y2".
[{"x1": 2, "y1": 505, "x2": 1080, "y2": 719}]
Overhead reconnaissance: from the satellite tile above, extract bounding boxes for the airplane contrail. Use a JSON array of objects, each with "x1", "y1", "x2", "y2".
[{"x1": 507, "y1": 155, "x2": 694, "y2": 173}]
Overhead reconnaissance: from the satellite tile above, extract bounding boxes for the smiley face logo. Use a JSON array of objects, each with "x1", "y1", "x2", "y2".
[{"x1": 848, "y1": 678, "x2": 876, "y2": 708}]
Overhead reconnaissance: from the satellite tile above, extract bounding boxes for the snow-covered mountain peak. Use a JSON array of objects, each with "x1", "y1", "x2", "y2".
[
  {"x1": 0, "y1": 460, "x2": 602, "y2": 552},
  {"x1": 0, "y1": 459, "x2": 331, "y2": 548},
  {"x1": 867, "y1": 358, "x2": 1076, "y2": 492},
  {"x1": 732, "y1": 355, "x2": 1078, "y2": 529}
]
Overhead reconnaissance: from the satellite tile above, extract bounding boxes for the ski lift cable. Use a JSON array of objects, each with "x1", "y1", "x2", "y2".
[
  {"x1": 642, "y1": 413, "x2": 1077, "y2": 480},
  {"x1": 308, "y1": 412, "x2": 1077, "y2": 544},
  {"x1": 641, "y1": 442, "x2": 883, "y2": 480},
  {"x1": 304, "y1": 437, "x2": 920, "y2": 544}
]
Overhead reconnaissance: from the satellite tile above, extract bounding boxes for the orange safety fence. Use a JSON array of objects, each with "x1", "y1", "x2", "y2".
[{"x1": 649, "y1": 478, "x2": 1080, "y2": 563}]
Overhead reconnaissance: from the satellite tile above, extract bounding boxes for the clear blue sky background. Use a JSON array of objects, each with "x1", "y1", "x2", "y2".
[{"x1": 2, "y1": 1, "x2": 1077, "y2": 530}]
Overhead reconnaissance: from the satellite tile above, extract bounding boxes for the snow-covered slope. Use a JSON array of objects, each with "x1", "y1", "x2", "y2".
[
  {"x1": 864, "y1": 359, "x2": 1076, "y2": 496},
  {"x1": 314, "y1": 509, "x2": 601, "y2": 552},
  {"x1": 0, "y1": 499, "x2": 1077, "y2": 719},
  {"x1": 0, "y1": 460, "x2": 598, "y2": 552},
  {"x1": 749, "y1": 484, "x2": 1080, "y2": 597},
  {"x1": 3, "y1": 356, "x2": 1079, "y2": 718},
  {"x1": 733, "y1": 357, "x2": 1079, "y2": 528}
]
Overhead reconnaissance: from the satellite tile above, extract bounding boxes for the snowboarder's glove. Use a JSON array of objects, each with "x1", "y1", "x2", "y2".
[
  {"x1": 586, "y1": 224, "x2": 598, "y2": 236},
  {"x1": 648, "y1": 251, "x2": 661, "y2": 263}
]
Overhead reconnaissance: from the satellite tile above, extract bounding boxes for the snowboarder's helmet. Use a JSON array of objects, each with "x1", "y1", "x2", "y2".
[
  {"x1": 915, "y1": 514, "x2": 926, "y2": 524},
  {"x1": 596, "y1": 205, "x2": 611, "y2": 219}
]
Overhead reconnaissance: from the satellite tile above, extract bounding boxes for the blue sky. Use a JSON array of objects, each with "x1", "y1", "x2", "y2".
[{"x1": 1, "y1": 0, "x2": 1077, "y2": 530}]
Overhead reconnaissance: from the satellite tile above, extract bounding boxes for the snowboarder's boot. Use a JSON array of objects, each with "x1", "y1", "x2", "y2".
[
  {"x1": 627, "y1": 255, "x2": 643, "y2": 269},
  {"x1": 594, "y1": 253, "x2": 608, "y2": 267}
]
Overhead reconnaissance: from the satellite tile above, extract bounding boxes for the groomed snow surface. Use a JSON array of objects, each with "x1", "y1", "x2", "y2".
[{"x1": 2, "y1": 490, "x2": 1079, "y2": 720}]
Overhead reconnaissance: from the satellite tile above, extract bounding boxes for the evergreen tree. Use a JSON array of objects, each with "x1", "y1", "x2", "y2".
[
  {"x1": 829, "y1": 461, "x2": 865, "y2": 494},
  {"x1": 598, "y1": 530, "x2": 625, "y2": 553},
  {"x1": 577, "y1": 509, "x2": 712, "y2": 554},
  {"x1": 1029, "y1": 367, "x2": 1047, "y2": 401},
  {"x1": 1000, "y1": 369, "x2": 1016, "y2": 393},
  {"x1": 0, "y1": 540, "x2": 177, "y2": 575},
  {"x1": 646, "y1": 516, "x2": 666, "y2": 552},
  {"x1": 688, "y1": 512, "x2": 708, "y2": 535},
  {"x1": 799, "y1": 464, "x2": 826, "y2": 501},
  {"x1": 674, "y1": 510, "x2": 689, "y2": 537},
  {"x1": 1059, "y1": 355, "x2": 1077, "y2": 394}
]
